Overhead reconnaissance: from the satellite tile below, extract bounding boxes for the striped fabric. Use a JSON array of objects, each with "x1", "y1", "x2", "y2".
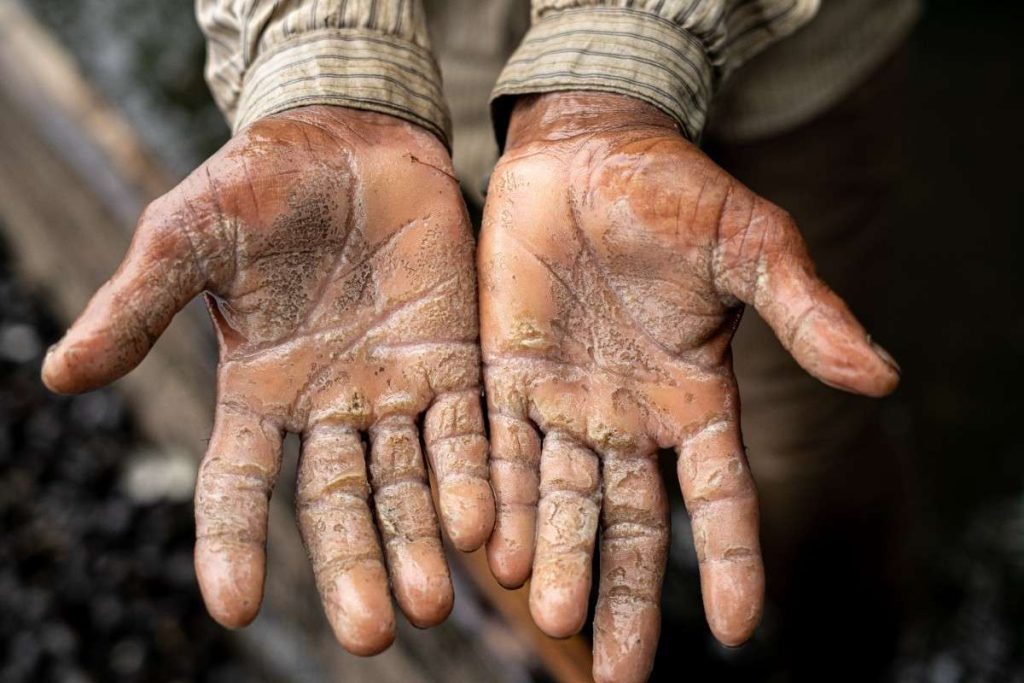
[
  {"x1": 196, "y1": 0, "x2": 451, "y2": 146},
  {"x1": 492, "y1": 0, "x2": 819, "y2": 142},
  {"x1": 196, "y1": 0, "x2": 821, "y2": 148}
]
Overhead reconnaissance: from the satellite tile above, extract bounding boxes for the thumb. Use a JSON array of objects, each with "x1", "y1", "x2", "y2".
[
  {"x1": 42, "y1": 191, "x2": 211, "y2": 394},
  {"x1": 716, "y1": 198, "x2": 900, "y2": 397}
]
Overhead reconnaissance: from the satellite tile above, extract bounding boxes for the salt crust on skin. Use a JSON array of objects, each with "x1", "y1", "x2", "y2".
[{"x1": 479, "y1": 92, "x2": 898, "y2": 683}]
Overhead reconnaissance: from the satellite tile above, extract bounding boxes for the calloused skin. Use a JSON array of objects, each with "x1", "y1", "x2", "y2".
[
  {"x1": 480, "y1": 92, "x2": 900, "y2": 683},
  {"x1": 41, "y1": 105, "x2": 495, "y2": 656}
]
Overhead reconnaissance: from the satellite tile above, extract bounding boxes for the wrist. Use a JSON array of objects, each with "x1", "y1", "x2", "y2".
[
  {"x1": 504, "y1": 92, "x2": 679, "y2": 153},
  {"x1": 490, "y1": 6, "x2": 716, "y2": 146},
  {"x1": 233, "y1": 29, "x2": 451, "y2": 149},
  {"x1": 274, "y1": 104, "x2": 452, "y2": 158}
]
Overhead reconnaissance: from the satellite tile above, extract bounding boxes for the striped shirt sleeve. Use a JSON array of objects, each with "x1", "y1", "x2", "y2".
[
  {"x1": 195, "y1": 0, "x2": 451, "y2": 146},
  {"x1": 491, "y1": 0, "x2": 819, "y2": 143}
]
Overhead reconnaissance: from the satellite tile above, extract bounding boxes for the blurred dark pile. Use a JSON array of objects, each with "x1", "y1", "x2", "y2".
[{"x1": 0, "y1": 238, "x2": 264, "y2": 683}]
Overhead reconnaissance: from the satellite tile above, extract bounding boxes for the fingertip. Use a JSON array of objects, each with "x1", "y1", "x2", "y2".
[
  {"x1": 195, "y1": 539, "x2": 265, "y2": 629},
  {"x1": 334, "y1": 618, "x2": 396, "y2": 657},
  {"x1": 531, "y1": 609, "x2": 584, "y2": 640},
  {"x1": 391, "y1": 540, "x2": 454, "y2": 628},
  {"x1": 701, "y1": 562, "x2": 764, "y2": 648},
  {"x1": 708, "y1": 611, "x2": 760, "y2": 649},
  {"x1": 708, "y1": 614, "x2": 759, "y2": 649},
  {"x1": 399, "y1": 587, "x2": 454, "y2": 629},
  {"x1": 711, "y1": 626, "x2": 756, "y2": 649},
  {"x1": 529, "y1": 580, "x2": 588, "y2": 638},
  {"x1": 40, "y1": 344, "x2": 72, "y2": 394},
  {"x1": 792, "y1": 311, "x2": 902, "y2": 398},
  {"x1": 440, "y1": 478, "x2": 496, "y2": 552},
  {"x1": 324, "y1": 563, "x2": 396, "y2": 656},
  {"x1": 40, "y1": 320, "x2": 147, "y2": 394},
  {"x1": 42, "y1": 339, "x2": 107, "y2": 395},
  {"x1": 399, "y1": 598, "x2": 454, "y2": 630},
  {"x1": 845, "y1": 337, "x2": 902, "y2": 398},
  {"x1": 592, "y1": 598, "x2": 660, "y2": 683},
  {"x1": 816, "y1": 342, "x2": 901, "y2": 398},
  {"x1": 343, "y1": 628, "x2": 395, "y2": 658},
  {"x1": 867, "y1": 340, "x2": 901, "y2": 396},
  {"x1": 857, "y1": 365, "x2": 900, "y2": 398},
  {"x1": 486, "y1": 520, "x2": 534, "y2": 589}
]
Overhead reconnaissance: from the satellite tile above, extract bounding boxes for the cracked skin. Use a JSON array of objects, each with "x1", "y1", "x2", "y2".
[
  {"x1": 41, "y1": 105, "x2": 492, "y2": 657},
  {"x1": 479, "y1": 92, "x2": 899, "y2": 683},
  {"x1": 40, "y1": 94, "x2": 899, "y2": 683}
]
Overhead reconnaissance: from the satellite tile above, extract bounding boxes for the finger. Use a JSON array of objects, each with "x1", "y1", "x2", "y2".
[
  {"x1": 423, "y1": 390, "x2": 494, "y2": 552},
  {"x1": 369, "y1": 415, "x2": 453, "y2": 627},
  {"x1": 42, "y1": 195, "x2": 210, "y2": 394},
  {"x1": 529, "y1": 432, "x2": 600, "y2": 638},
  {"x1": 194, "y1": 402, "x2": 282, "y2": 629},
  {"x1": 484, "y1": 373, "x2": 542, "y2": 587},
  {"x1": 716, "y1": 200, "x2": 899, "y2": 397},
  {"x1": 593, "y1": 452, "x2": 668, "y2": 683},
  {"x1": 677, "y1": 418, "x2": 764, "y2": 647},
  {"x1": 296, "y1": 423, "x2": 395, "y2": 656}
]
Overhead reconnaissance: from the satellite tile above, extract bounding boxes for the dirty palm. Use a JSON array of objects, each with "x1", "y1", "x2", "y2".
[
  {"x1": 42, "y1": 106, "x2": 494, "y2": 656},
  {"x1": 479, "y1": 93, "x2": 900, "y2": 681},
  {"x1": 41, "y1": 92, "x2": 899, "y2": 683}
]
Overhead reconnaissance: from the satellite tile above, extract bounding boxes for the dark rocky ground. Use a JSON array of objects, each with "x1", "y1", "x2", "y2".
[
  {"x1": 0, "y1": 237, "x2": 268, "y2": 682},
  {"x1": 5, "y1": 1, "x2": 1024, "y2": 682}
]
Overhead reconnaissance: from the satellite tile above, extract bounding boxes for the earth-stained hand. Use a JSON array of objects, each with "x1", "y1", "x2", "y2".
[
  {"x1": 480, "y1": 93, "x2": 900, "y2": 683},
  {"x1": 42, "y1": 106, "x2": 494, "y2": 655}
]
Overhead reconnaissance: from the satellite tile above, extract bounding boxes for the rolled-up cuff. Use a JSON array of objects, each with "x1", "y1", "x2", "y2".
[
  {"x1": 235, "y1": 28, "x2": 452, "y2": 148},
  {"x1": 491, "y1": 7, "x2": 713, "y2": 146}
]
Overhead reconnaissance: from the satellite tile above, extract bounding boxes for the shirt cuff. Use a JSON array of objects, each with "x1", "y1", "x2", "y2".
[
  {"x1": 234, "y1": 28, "x2": 452, "y2": 148},
  {"x1": 491, "y1": 7, "x2": 713, "y2": 146}
]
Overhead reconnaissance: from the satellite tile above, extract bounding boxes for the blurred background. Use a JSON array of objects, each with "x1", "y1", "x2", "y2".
[{"x1": 0, "y1": 0, "x2": 1020, "y2": 681}]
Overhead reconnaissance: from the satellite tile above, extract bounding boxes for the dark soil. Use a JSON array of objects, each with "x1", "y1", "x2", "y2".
[{"x1": 0, "y1": 238, "x2": 267, "y2": 683}]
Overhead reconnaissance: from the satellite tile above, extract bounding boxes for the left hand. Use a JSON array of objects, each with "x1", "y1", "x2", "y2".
[{"x1": 479, "y1": 92, "x2": 899, "y2": 683}]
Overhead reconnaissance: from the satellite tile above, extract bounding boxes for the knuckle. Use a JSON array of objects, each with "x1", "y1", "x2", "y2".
[
  {"x1": 754, "y1": 201, "x2": 804, "y2": 255},
  {"x1": 490, "y1": 463, "x2": 540, "y2": 505},
  {"x1": 298, "y1": 470, "x2": 369, "y2": 506},
  {"x1": 431, "y1": 435, "x2": 489, "y2": 480},
  {"x1": 425, "y1": 391, "x2": 484, "y2": 442},
  {"x1": 489, "y1": 415, "x2": 541, "y2": 466},
  {"x1": 199, "y1": 457, "x2": 274, "y2": 496}
]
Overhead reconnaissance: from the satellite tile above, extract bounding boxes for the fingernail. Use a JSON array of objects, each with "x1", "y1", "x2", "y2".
[
  {"x1": 44, "y1": 335, "x2": 67, "y2": 361},
  {"x1": 868, "y1": 337, "x2": 901, "y2": 376}
]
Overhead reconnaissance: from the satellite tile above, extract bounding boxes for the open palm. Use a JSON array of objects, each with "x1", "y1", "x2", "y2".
[
  {"x1": 479, "y1": 93, "x2": 899, "y2": 683},
  {"x1": 42, "y1": 106, "x2": 493, "y2": 655}
]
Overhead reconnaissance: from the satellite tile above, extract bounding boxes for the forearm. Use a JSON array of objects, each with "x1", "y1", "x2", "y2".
[{"x1": 196, "y1": 0, "x2": 451, "y2": 145}]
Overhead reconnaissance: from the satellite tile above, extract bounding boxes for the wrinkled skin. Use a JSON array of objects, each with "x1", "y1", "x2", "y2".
[
  {"x1": 41, "y1": 106, "x2": 494, "y2": 656},
  {"x1": 480, "y1": 93, "x2": 900, "y2": 683}
]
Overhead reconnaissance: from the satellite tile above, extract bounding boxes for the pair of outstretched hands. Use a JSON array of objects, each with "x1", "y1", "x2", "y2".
[{"x1": 42, "y1": 92, "x2": 898, "y2": 683}]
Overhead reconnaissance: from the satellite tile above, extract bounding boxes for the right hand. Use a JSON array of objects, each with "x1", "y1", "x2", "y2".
[{"x1": 42, "y1": 105, "x2": 493, "y2": 655}]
